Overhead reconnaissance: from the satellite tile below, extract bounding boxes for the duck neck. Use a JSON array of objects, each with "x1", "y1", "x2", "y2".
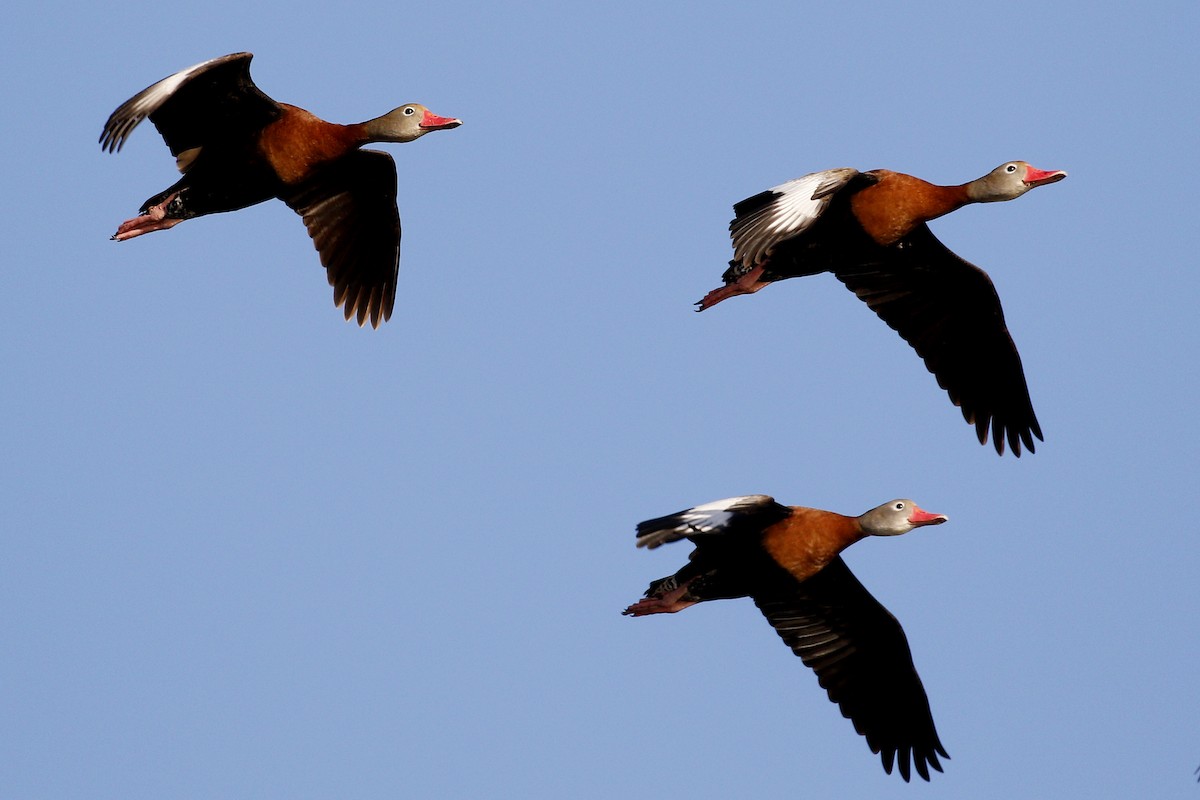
[
  {"x1": 938, "y1": 182, "x2": 974, "y2": 214},
  {"x1": 347, "y1": 119, "x2": 384, "y2": 146},
  {"x1": 851, "y1": 173, "x2": 972, "y2": 245}
]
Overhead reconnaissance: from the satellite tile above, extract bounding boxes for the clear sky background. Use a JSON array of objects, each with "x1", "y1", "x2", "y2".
[{"x1": 3, "y1": 1, "x2": 1198, "y2": 797}]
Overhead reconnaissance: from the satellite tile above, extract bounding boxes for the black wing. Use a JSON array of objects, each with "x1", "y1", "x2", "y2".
[
  {"x1": 834, "y1": 222, "x2": 1041, "y2": 456},
  {"x1": 282, "y1": 150, "x2": 401, "y2": 328},
  {"x1": 753, "y1": 556, "x2": 947, "y2": 782},
  {"x1": 100, "y1": 52, "x2": 280, "y2": 157}
]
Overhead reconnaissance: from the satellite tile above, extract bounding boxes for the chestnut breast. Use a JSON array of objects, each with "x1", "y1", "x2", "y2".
[
  {"x1": 760, "y1": 507, "x2": 864, "y2": 581},
  {"x1": 850, "y1": 171, "x2": 969, "y2": 246},
  {"x1": 257, "y1": 104, "x2": 361, "y2": 185}
]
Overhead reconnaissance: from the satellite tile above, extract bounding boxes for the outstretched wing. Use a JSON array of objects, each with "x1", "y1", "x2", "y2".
[
  {"x1": 635, "y1": 495, "x2": 790, "y2": 550},
  {"x1": 753, "y1": 556, "x2": 948, "y2": 782},
  {"x1": 834, "y1": 222, "x2": 1041, "y2": 455},
  {"x1": 282, "y1": 149, "x2": 401, "y2": 328},
  {"x1": 100, "y1": 52, "x2": 280, "y2": 157}
]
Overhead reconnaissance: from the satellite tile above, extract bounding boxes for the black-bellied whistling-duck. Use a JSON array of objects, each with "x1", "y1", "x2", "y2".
[
  {"x1": 624, "y1": 494, "x2": 950, "y2": 781},
  {"x1": 698, "y1": 162, "x2": 1067, "y2": 455},
  {"x1": 100, "y1": 52, "x2": 462, "y2": 328}
]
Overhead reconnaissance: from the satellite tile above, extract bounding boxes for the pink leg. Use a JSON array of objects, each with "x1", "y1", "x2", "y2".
[
  {"x1": 111, "y1": 192, "x2": 185, "y2": 241},
  {"x1": 622, "y1": 583, "x2": 698, "y2": 617},
  {"x1": 695, "y1": 264, "x2": 770, "y2": 311}
]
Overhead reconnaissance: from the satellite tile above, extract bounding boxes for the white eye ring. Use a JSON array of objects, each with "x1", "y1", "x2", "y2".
[
  {"x1": 1005, "y1": 163, "x2": 1018, "y2": 173},
  {"x1": 894, "y1": 502, "x2": 906, "y2": 510},
  {"x1": 403, "y1": 107, "x2": 416, "y2": 116}
]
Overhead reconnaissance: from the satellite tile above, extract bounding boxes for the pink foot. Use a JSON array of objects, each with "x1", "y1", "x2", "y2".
[
  {"x1": 622, "y1": 584, "x2": 697, "y2": 617},
  {"x1": 695, "y1": 264, "x2": 769, "y2": 310},
  {"x1": 111, "y1": 193, "x2": 184, "y2": 241}
]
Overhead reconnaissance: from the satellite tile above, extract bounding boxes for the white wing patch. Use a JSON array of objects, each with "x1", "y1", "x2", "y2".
[
  {"x1": 731, "y1": 168, "x2": 858, "y2": 267},
  {"x1": 635, "y1": 494, "x2": 778, "y2": 549},
  {"x1": 676, "y1": 495, "x2": 774, "y2": 534}
]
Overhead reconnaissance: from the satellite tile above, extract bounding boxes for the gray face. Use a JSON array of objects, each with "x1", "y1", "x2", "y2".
[
  {"x1": 859, "y1": 499, "x2": 948, "y2": 537},
  {"x1": 968, "y1": 160, "x2": 1067, "y2": 203},
  {"x1": 859, "y1": 499, "x2": 919, "y2": 536},
  {"x1": 378, "y1": 104, "x2": 431, "y2": 142},
  {"x1": 969, "y1": 162, "x2": 1036, "y2": 203}
]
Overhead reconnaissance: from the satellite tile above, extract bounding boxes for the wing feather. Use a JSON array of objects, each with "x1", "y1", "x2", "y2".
[
  {"x1": 834, "y1": 223, "x2": 1041, "y2": 455},
  {"x1": 753, "y1": 557, "x2": 948, "y2": 782},
  {"x1": 282, "y1": 150, "x2": 401, "y2": 328},
  {"x1": 634, "y1": 495, "x2": 789, "y2": 549},
  {"x1": 100, "y1": 53, "x2": 279, "y2": 157},
  {"x1": 729, "y1": 169, "x2": 860, "y2": 267}
]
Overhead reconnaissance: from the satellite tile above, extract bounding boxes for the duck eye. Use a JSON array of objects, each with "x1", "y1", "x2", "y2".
[
  {"x1": 894, "y1": 502, "x2": 905, "y2": 510},
  {"x1": 403, "y1": 107, "x2": 416, "y2": 116},
  {"x1": 1005, "y1": 164, "x2": 1017, "y2": 173}
]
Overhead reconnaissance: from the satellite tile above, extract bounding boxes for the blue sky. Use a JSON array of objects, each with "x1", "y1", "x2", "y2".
[{"x1": 3, "y1": 1, "x2": 1198, "y2": 797}]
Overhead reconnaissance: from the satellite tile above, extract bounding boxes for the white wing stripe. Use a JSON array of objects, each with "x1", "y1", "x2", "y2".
[
  {"x1": 730, "y1": 168, "x2": 858, "y2": 266},
  {"x1": 674, "y1": 495, "x2": 770, "y2": 533}
]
